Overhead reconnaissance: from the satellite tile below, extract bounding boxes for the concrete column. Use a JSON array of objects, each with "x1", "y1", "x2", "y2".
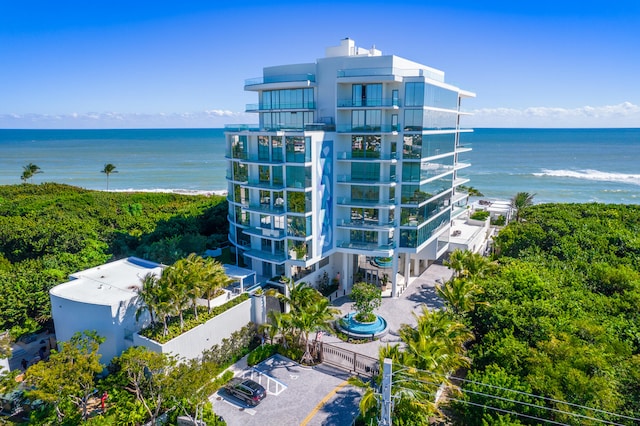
[
  {"x1": 342, "y1": 253, "x2": 349, "y2": 293},
  {"x1": 391, "y1": 253, "x2": 399, "y2": 298}
]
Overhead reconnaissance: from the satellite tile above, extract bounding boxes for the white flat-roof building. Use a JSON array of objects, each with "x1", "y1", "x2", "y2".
[
  {"x1": 226, "y1": 39, "x2": 475, "y2": 296},
  {"x1": 50, "y1": 257, "x2": 164, "y2": 364}
]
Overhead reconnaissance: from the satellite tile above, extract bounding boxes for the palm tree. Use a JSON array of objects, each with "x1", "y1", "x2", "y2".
[
  {"x1": 136, "y1": 273, "x2": 161, "y2": 326},
  {"x1": 101, "y1": 163, "x2": 118, "y2": 191},
  {"x1": 293, "y1": 297, "x2": 340, "y2": 350},
  {"x1": 21, "y1": 163, "x2": 42, "y2": 183},
  {"x1": 443, "y1": 249, "x2": 468, "y2": 278},
  {"x1": 163, "y1": 266, "x2": 191, "y2": 331},
  {"x1": 511, "y1": 191, "x2": 535, "y2": 222},
  {"x1": 200, "y1": 257, "x2": 232, "y2": 314},
  {"x1": 436, "y1": 277, "x2": 486, "y2": 317}
]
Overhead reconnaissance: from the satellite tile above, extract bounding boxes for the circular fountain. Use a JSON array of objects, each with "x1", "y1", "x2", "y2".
[
  {"x1": 373, "y1": 256, "x2": 393, "y2": 268},
  {"x1": 336, "y1": 312, "x2": 389, "y2": 340}
]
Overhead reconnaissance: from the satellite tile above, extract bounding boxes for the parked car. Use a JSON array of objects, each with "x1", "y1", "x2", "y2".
[{"x1": 224, "y1": 378, "x2": 266, "y2": 406}]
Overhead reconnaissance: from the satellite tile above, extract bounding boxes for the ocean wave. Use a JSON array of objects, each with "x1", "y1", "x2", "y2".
[
  {"x1": 533, "y1": 169, "x2": 640, "y2": 186},
  {"x1": 109, "y1": 188, "x2": 227, "y2": 196}
]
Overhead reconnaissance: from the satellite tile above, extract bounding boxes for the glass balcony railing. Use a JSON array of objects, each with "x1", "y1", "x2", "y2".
[
  {"x1": 245, "y1": 204, "x2": 286, "y2": 215},
  {"x1": 245, "y1": 74, "x2": 316, "y2": 86},
  {"x1": 337, "y1": 67, "x2": 444, "y2": 82},
  {"x1": 336, "y1": 219, "x2": 395, "y2": 229},
  {"x1": 336, "y1": 240, "x2": 395, "y2": 251},
  {"x1": 336, "y1": 175, "x2": 397, "y2": 185},
  {"x1": 337, "y1": 98, "x2": 400, "y2": 108},
  {"x1": 244, "y1": 180, "x2": 285, "y2": 190},
  {"x1": 336, "y1": 124, "x2": 400, "y2": 133},
  {"x1": 244, "y1": 249, "x2": 288, "y2": 263},
  {"x1": 246, "y1": 102, "x2": 316, "y2": 111},
  {"x1": 225, "y1": 123, "x2": 335, "y2": 132},
  {"x1": 337, "y1": 197, "x2": 396, "y2": 207},
  {"x1": 336, "y1": 151, "x2": 397, "y2": 161},
  {"x1": 243, "y1": 227, "x2": 286, "y2": 239}
]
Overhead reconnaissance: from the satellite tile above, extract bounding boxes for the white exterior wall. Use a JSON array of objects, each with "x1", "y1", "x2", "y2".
[
  {"x1": 50, "y1": 294, "x2": 145, "y2": 365},
  {"x1": 133, "y1": 298, "x2": 252, "y2": 361}
]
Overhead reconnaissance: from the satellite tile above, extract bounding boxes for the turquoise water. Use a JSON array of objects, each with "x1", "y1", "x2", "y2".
[
  {"x1": 1, "y1": 128, "x2": 639, "y2": 203},
  {"x1": 340, "y1": 312, "x2": 388, "y2": 336}
]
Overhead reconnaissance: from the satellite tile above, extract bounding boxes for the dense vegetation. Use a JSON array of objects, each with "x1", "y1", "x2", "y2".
[
  {"x1": 0, "y1": 183, "x2": 228, "y2": 337},
  {"x1": 457, "y1": 203, "x2": 640, "y2": 425}
]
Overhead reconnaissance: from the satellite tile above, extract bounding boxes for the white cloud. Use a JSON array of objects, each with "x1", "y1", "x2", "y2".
[
  {"x1": 464, "y1": 102, "x2": 640, "y2": 128},
  {"x1": 2, "y1": 103, "x2": 638, "y2": 129},
  {"x1": 0, "y1": 110, "x2": 257, "y2": 129}
]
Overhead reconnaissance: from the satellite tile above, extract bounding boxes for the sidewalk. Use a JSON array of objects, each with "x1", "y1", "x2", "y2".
[{"x1": 324, "y1": 263, "x2": 452, "y2": 358}]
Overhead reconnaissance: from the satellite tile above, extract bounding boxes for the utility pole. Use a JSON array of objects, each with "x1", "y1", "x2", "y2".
[{"x1": 380, "y1": 358, "x2": 392, "y2": 426}]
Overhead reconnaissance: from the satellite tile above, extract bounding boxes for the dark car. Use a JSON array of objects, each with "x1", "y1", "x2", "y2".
[{"x1": 224, "y1": 378, "x2": 266, "y2": 406}]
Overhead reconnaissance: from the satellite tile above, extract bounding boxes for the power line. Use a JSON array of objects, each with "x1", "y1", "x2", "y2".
[
  {"x1": 393, "y1": 377, "x2": 628, "y2": 426},
  {"x1": 392, "y1": 364, "x2": 640, "y2": 423},
  {"x1": 393, "y1": 384, "x2": 570, "y2": 426}
]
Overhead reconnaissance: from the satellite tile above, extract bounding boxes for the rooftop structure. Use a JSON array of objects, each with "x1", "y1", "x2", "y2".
[{"x1": 225, "y1": 38, "x2": 475, "y2": 296}]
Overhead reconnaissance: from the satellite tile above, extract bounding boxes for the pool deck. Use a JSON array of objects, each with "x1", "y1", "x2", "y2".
[{"x1": 323, "y1": 262, "x2": 452, "y2": 359}]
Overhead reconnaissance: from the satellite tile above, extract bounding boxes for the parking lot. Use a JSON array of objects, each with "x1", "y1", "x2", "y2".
[{"x1": 211, "y1": 355, "x2": 362, "y2": 426}]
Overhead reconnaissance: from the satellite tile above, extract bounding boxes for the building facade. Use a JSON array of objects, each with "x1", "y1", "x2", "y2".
[{"x1": 226, "y1": 39, "x2": 475, "y2": 297}]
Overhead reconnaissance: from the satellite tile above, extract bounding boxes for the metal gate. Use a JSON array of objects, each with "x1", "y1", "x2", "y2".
[{"x1": 319, "y1": 342, "x2": 379, "y2": 377}]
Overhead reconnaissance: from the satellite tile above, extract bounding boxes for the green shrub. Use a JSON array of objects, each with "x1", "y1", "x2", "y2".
[
  {"x1": 470, "y1": 210, "x2": 490, "y2": 221},
  {"x1": 140, "y1": 293, "x2": 250, "y2": 343},
  {"x1": 247, "y1": 344, "x2": 277, "y2": 366}
]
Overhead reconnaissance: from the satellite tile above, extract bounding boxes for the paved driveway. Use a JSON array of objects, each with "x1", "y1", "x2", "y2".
[
  {"x1": 323, "y1": 263, "x2": 451, "y2": 358},
  {"x1": 211, "y1": 355, "x2": 362, "y2": 426}
]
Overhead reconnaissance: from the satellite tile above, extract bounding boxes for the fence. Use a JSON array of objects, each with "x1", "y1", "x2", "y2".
[{"x1": 319, "y1": 342, "x2": 379, "y2": 377}]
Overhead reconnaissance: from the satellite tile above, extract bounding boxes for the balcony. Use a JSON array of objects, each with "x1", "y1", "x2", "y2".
[
  {"x1": 336, "y1": 175, "x2": 397, "y2": 186},
  {"x1": 242, "y1": 227, "x2": 286, "y2": 240},
  {"x1": 243, "y1": 249, "x2": 288, "y2": 264},
  {"x1": 336, "y1": 240, "x2": 395, "y2": 253},
  {"x1": 224, "y1": 123, "x2": 335, "y2": 132},
  {"x1": 245, "y1": 73, "x2": 316, "y2": 87},
  {"x1": 243, "y1": 180, "x2": 285, "y2": 190},
  {"x1": 336, "y1": 124, "x2": 399, "y2": 134},
  {"x1": 246, "y1": 102, "x2": 316, "y2": 112},
  {"x1": 336, "y1": 219, "x2": 395, "y2": 230},
  {"x1": 337, "y1": 98, "x2": 400, "y2": 108},
  {"x1": 244, "y1": 204, "x2": 286, "y2": 215},
  {"x1": 336, "y1": 151, "x2": 397, "y2": 161},
  {"x1": 337, "y1": 197, "x2": 396, "y2": 208}
]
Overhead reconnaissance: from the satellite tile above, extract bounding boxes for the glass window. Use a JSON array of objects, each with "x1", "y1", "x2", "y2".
[
  {"x1": 404, "y1": 109, "x2": 423, "y2": 132},
  {"x1": 259, "y1": 190, "x2": 270, "y2": 206},
  {"x1": 259, "y1": 165, "x2": 270, "y2": 183},
  {"x1": 273, "y1": 166, "x2": 283, "y2": 185},
  {"x1": 286, "y1": 164, "x2": 311, "y2": 189},
  {"x1": 424, "y1": 84, "x2": 458, "y2": 110},
  {"x1": 271, "y1": 136, "x2": 283, "y2": 161},
  {"x1": 351, "y1": 186, "x2": 379, "y2": 202},
  {"x1": 351, "y1": 135, "x2": 381, "y2": 158},
  {"x1": 286, "y1": 136, "x2": 310, "y2": 163},
  {"x1": 258, "y1": 136, "x2": 270, "y2": 160},
  {"x1": 351, "y1": 163, "x2": 380, "y2": 181},
  {"x1": 231, "y1": 135, "x2": 247, "y2": 159},
  {"x1": 405, "y1": 82, "x2": 424, "y2": 107}
]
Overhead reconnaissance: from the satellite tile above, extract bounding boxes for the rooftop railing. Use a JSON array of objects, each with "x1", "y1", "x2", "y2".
[
  {"x1": 245, "y1": 73, "x2": 316, "y2": 86},
  {"x1": 337, "y1": 67, "x2": 444, "y2": 82}
]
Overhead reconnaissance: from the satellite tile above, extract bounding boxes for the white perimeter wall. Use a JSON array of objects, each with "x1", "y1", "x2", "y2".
[{"x1": 133, "y1": 298, "x2": 253, "y2": 361}]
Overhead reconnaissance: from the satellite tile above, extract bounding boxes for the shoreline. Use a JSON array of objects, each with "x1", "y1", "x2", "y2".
[{"x1": 107, "y1": 188, "x2": 228, "y2": 196}]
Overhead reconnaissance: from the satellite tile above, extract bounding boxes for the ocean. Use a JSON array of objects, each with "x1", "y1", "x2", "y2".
[{"x1": 0, "y1": 128, "x2": 639, "y2": 204}]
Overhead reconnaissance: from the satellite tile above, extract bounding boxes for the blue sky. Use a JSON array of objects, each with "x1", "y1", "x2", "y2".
[{"x1": 1, "y1": 0, "x2": 639, "y2": 128}]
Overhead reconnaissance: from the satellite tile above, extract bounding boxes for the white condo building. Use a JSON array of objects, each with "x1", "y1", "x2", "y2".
[{"x1": 225, "y1": 39, "x2": 475, "y2": 297}]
